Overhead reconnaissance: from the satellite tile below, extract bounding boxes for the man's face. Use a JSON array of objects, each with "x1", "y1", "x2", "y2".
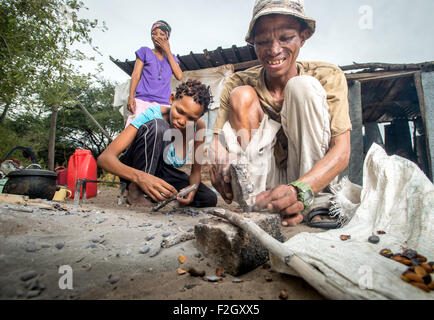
[{"x1": 253, "y1": 15, "x2": 307, "y2": 79}]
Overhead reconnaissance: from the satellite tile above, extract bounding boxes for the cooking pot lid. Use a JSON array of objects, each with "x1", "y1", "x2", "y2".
[{"x1": 7, "y1": 169, "x2": 57, "y2": 178}]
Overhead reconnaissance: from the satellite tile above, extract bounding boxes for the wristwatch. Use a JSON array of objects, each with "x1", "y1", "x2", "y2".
[{"x1": 289, "y1": 181, "x2": 314, "y2": 212}]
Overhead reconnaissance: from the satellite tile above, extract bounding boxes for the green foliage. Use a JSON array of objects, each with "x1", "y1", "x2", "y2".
[
  {"x1": 0, "y1": 79, "x2": 123, "y2": 168},
  {"x1": 0, "y1": 0, "x2": 107, "y2": 115}
]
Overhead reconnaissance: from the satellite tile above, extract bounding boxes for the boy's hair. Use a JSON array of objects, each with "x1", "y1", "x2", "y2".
[{"x1": 175, "y1": 80, "x2": 213, "y2": 113}]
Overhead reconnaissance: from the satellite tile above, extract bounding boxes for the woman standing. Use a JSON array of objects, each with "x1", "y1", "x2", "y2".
[{"x1": 126, "y1": 20, "x2": 183, "y2": 127}]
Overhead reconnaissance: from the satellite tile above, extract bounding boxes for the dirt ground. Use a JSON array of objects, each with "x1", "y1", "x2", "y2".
[{"x1": 0, "y1": 170, "x2": 325, "y2": 300}]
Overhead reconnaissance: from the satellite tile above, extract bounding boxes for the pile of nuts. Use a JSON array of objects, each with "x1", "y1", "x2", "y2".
[{"x1": 380, "y1": 248, "x2": 433, "y2": 293}]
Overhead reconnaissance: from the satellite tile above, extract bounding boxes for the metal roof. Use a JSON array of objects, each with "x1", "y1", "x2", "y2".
[
  {"x1": 111, "y1": 46, "x2": 434, "y2": 124},
  {"x1": 110, "y1": 45, "x2": 259, "y2": 76}
]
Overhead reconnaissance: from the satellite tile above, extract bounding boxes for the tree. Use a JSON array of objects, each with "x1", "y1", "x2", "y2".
[
  {"x1": 0, "y1": 0, "x2": 106, "y2": 125},
  {"x1": 58, "y1": 79, "x2": 124, "y2": 160}
]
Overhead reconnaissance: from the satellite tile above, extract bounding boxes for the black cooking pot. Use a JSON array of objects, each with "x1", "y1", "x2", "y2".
[{"x1": 4, "y1": 169, "x2": 58, "y2": 200}]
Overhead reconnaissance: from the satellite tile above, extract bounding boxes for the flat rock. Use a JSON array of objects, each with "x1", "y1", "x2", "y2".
[
  {"x1": 204, "y1": 276, "x2": 220, "y2": 282},
  {"x1": 195, "y1": 212, "x2": 283, "y2": 276},
  {"x1": 162, "y1": 232, "x2": 171, "y2": 238}
]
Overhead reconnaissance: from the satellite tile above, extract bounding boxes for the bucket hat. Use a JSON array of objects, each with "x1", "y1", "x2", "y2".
[{"x1": 245, "y1": 0, "x2": 316, "y2": 44}]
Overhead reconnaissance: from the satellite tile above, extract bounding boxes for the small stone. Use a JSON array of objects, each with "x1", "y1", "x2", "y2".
[
  {"x1": 146, "y1": 235, "x2": 155, "y2": 241},
  {"x1": 184, "y1": 283, "x2": 199, "y2": 290},
  {"x1": 108, "y1": 277, "x2": 120, "y2": 285},
  {"x1": 204, "y1": 276, "x2": 220, "y2": 283},
  {"x1": 26, "y1": 290, "x2": 41, "y2": 298},
  {"x1": 279, "y1": 289, "x2": 288, "y2": 300},
  {"x1": 150, "y1": 248, "x2": 161, "y2": 258},
  {"x1": 139, "y1": 246, "x2": 150, "y2": 254},
  {"x1": 162, "y1": 232, "x2": 171, "y2": 238},
  {"x1": 194, "y1": 253, "x2": 202, "y2": 258},
  {"x1": 368, "y1": 235, "x2": 380, "y2": 244},
  {"x1": 26, "y1": 246, "x2": 38, "y2": 253},
  {"x1": 15, "y1": 289, "x2": 24, "y2": 297},
  {"x1": 55, "y1": 243, "x2": 65, "y2": 250},
  {"x1": 93, "y1": 217, "x2": 107, "y2": 224},
  {"x1": 187, "y1": 228, "x2": 194, "y2": 233},
  {"x1": 85, "y1": 244, "x2": 97, "y2": 249},
  {"x1": 91, "y1": 238, "x2": 100, "y2": 243},
  {"x1": 265, "y1": 275, "x2": 273, "y2": 282},
  {"x1": 155, "y1": 224, "x2": 163, "y2": 229},
  {"x1": 232, "y1": 278, "x2": 243, "y2": 283},
  {"x1": 41, "y1": 244, "x2": 50, "y2": 249},
  {"x1": 20, "y1": 271, "x2": 38, "y2": 281}
]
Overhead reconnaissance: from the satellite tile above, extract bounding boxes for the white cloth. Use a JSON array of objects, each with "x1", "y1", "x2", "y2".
[{"x1": 277, "y1": 144, "x2": 434, "y2": 300}]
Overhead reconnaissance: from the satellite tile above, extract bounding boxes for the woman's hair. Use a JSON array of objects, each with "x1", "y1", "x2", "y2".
[{"x1": 175, "y1": 80, "x2": 213, "y2": 113}]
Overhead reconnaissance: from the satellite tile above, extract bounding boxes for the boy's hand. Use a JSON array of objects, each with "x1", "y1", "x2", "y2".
[
  {"x1": 136, "y1": 172, "x2": 177, "y2": 202},
  {"x1": 177, "y1": 190, "x2": 195, "y2": 206}
]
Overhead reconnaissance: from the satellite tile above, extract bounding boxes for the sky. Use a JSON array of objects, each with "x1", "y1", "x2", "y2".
[{"x1": 77, "y1": 0, "x2": 434, "y2": 84}]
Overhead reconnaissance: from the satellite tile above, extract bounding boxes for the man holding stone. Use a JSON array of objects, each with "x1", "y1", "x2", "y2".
[{"x1": 210, "y1": 0, "x2": 352, "y2": 228}]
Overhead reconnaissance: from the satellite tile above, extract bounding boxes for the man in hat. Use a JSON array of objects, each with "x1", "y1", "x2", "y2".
[{"x1": 209, "y1": 0, "x2": 352, "y2": 228}]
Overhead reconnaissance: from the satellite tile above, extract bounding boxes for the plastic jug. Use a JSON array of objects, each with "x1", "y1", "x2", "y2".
[
  {"x1": 55, "y1": 166, "x2": 68, "y2": 186},
  {"x1": 67, "y1": 149, "x2": 97, "y2": 199}
]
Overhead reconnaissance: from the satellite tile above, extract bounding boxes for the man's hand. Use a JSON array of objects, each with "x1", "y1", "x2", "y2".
[
  {"x1": 209, "y1": 135, "x2": 233, "y2": 204},
  {"x1": 254, "y1": 185, "x2": 304, "y2": 227},
  {"x1": 136, "y1": 172, "x2": 177, "y2": 202},
  {"x1": 127, "y1": 96, "x2": 136, "y2": 114}
]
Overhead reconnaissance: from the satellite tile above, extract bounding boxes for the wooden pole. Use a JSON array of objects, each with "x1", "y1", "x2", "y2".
[
  {"x1": 74, "y1": 97, "x2": 112, "y2": 142},
  {"x1": 205, "y1": 208, "x2": 357, "y2": 300}
]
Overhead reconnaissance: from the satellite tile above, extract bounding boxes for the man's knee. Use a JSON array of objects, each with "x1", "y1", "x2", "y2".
[
  {"x1": 229, "y1": 85, "x2": 259, "y2": 114},
  {"x1": 285, "y1": 75, "x2": 327, "y2": 102}
]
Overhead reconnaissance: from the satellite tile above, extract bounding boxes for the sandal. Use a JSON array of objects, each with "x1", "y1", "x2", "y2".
[{"x1": 306, "y1": 207, "x2": 341, "y2": 229}]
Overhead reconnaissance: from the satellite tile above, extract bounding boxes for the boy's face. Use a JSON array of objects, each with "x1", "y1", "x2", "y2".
[{"x1": 169, "y1": 95, "x2": 203, "y2": 131}]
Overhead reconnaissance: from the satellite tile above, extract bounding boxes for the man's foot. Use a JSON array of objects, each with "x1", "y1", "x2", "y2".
[
  {"x1": 126, "y1": 183, "x2": 153, "y2": 208},
  {"x1": 306, "y1": 207, "x2": 340, "y2": 229}
]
